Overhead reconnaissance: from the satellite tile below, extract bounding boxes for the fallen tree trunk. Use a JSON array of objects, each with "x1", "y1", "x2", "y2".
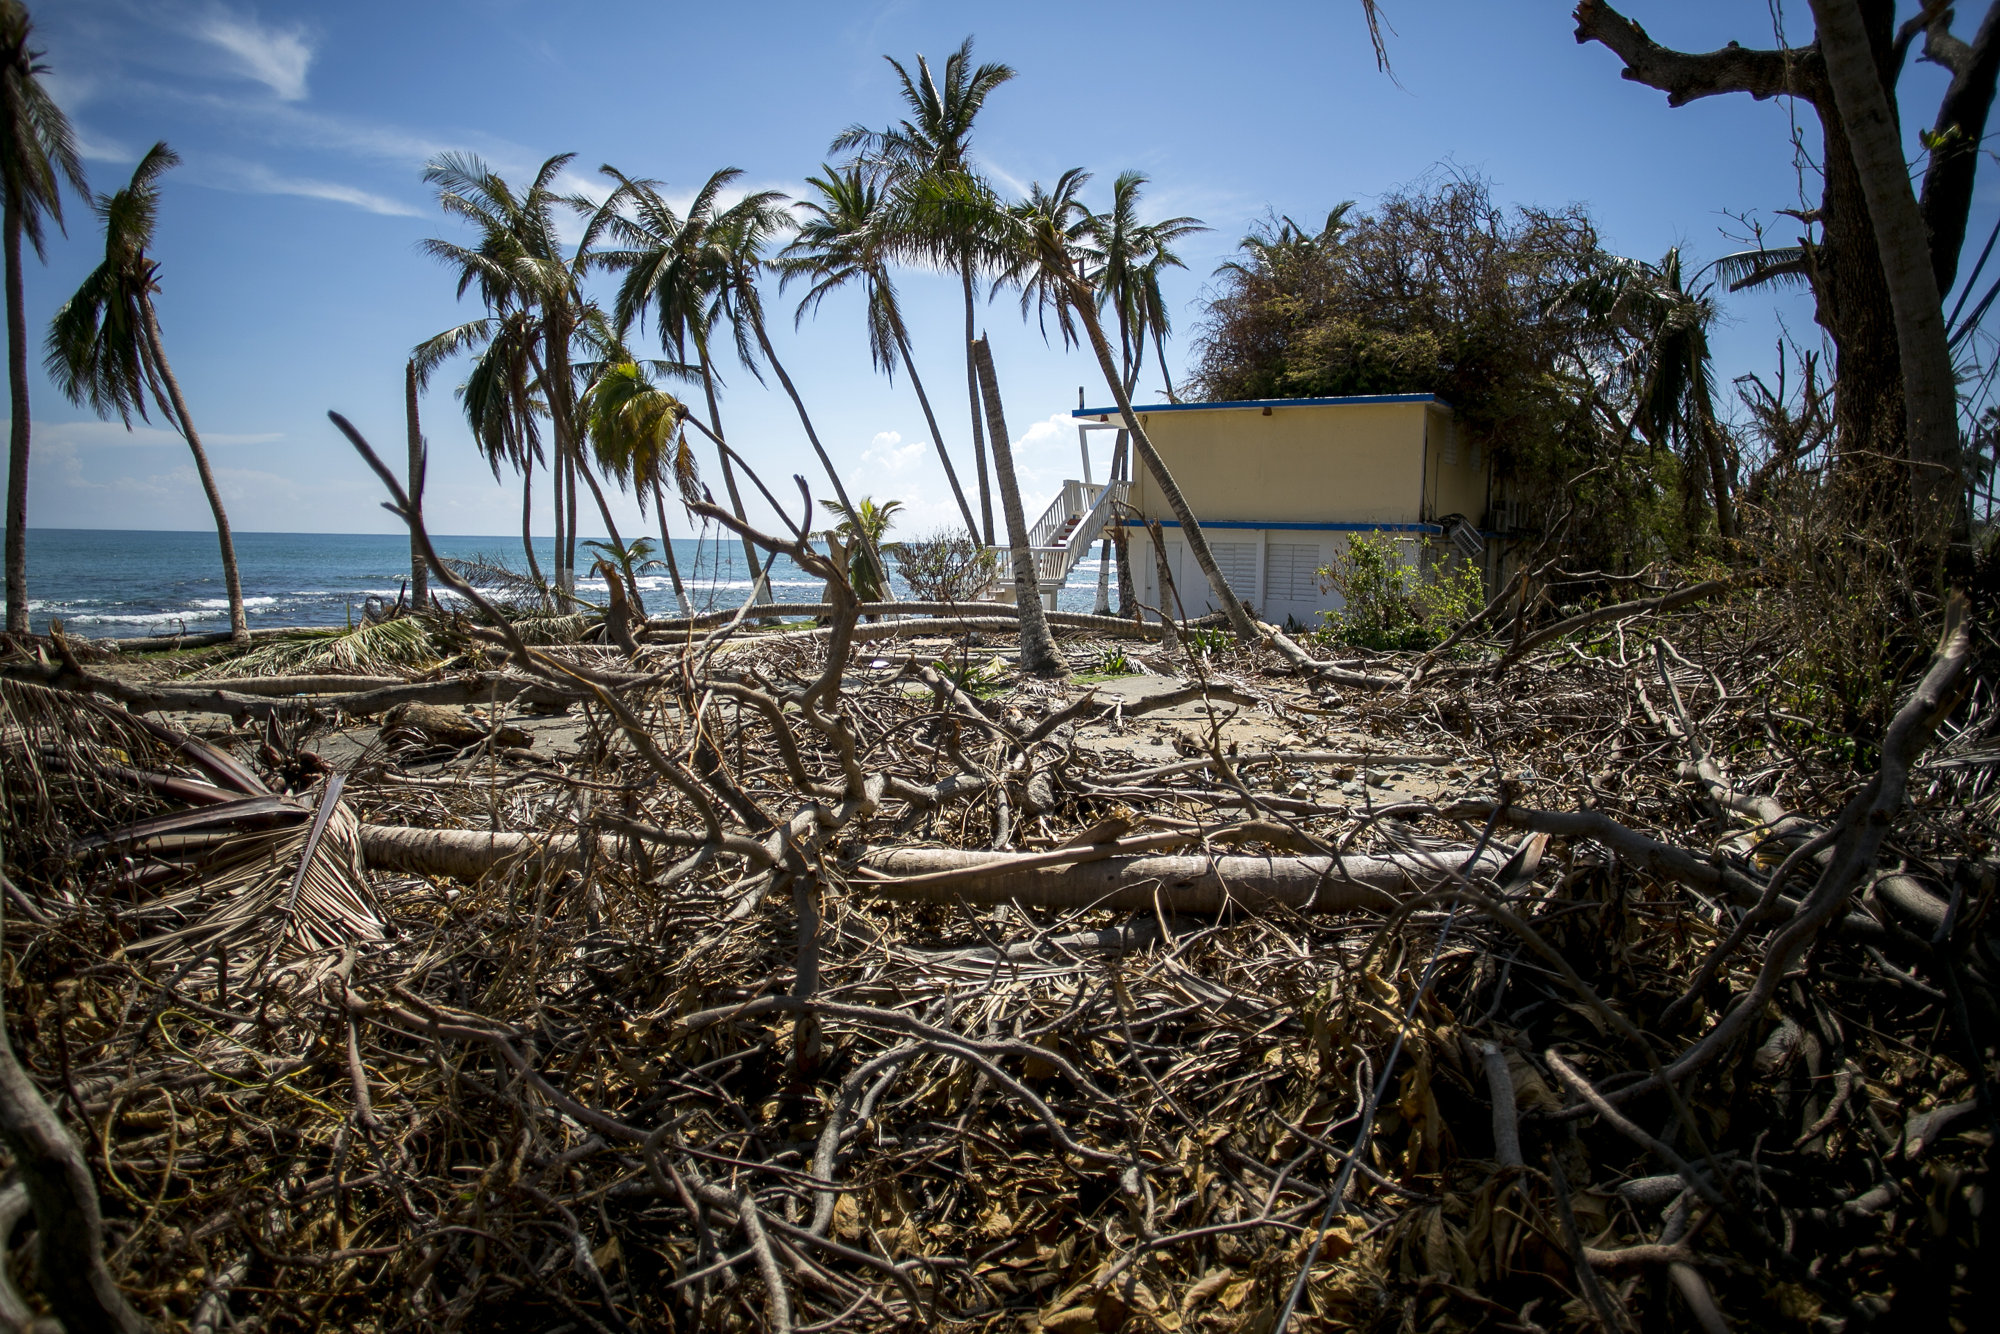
[
  {"x1": 357, "y1": 822, "x2": 1499, "y2": 912},
  {"x1": 2, "y1": 662, "x2": 584, "y2": 720}
]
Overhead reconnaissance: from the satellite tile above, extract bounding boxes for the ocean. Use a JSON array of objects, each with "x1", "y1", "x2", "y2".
[{"x1": 21, "y1": 528, "x2": 1120, "y2": 638}]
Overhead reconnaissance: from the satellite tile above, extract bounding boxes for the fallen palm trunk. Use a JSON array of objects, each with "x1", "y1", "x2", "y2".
[
  {"x1": 357, "y1": 821, "x2": 1499, "y2": 911},
  {"x1": 2, "y1": 661, "x2": 583, "y2": 720},
  {"x1": 641, "y1": 601, "x2": 1145, "y2": 635}
]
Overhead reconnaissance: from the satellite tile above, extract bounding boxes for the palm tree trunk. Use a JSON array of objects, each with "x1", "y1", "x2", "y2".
[
  {"x1": 1810, "y1": 0, "x2": 1968, "y2": 547},
  {"x1": 550, "y1": 442, "x2": 568, "y2": 604},
  {"x1": 1093, "y1": 429, "x2": 1128, "y2": 616},
  {"x1": 141, "y1": 300, "x2": 248, "y2": 644},
  {"x1": 1153, "y1": 327, "x2": 1177, "y2": 403},
  {"x1": 404, "y1": 359, "x2": 428, "y2": 608},
  {"x1": 4, "y1": 204, "x2": 28, "y2": 635},
  {"x1": 893, "y1": 324, "x2": 982, "y2": 540},
  {"x1": 971, "y1": 336, "x2": 1063, "y2": 676},
  {"x1": 750, "y1": 309, "x2": 893, "y2": 606},
  {"x1": 564, "y1": 446, "x2": 579, "y2": 598},
  {"x1": 653, "y1": 475, "x2": 693, "y2": 616},
  {"x1": 521, "y1": 463, "x2": 548, "y2": 606},
  {"x1": 699, "y1": 361, "x2": 772, "y2": 606},
  {"x1": 1066, "y1": 281, "x2": 1259, "y2": 640},
  {"x1": 961, "y1": 264, "x2": 995, "y2": 545}
]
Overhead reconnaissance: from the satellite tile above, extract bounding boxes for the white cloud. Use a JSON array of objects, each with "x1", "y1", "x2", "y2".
[
  {"x1": 209, "y1": 159, "x2": 421, "y2": 216},
  {"x1": 74, "y1": 128, "x2": 137, "y2": 164},
  {"x1": 192, "y1": 6, "x2": 315, "y2": 101},
  {"x1": 40, "y1": 420, "x2": 285, "y2": 448},
  {"x1": 858, "y1": 429, "x2": 924, "y2": 472}
]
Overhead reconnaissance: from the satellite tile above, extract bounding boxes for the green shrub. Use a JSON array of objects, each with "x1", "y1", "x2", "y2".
[{"x1": 1314, "y1": 532, "x2": 1484, "y2": 651}]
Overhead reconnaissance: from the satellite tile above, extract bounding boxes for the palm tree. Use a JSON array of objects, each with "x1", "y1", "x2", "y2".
[
  {"x1": 582, "y1": 535, "x2": 663, "y2": 617},
  {"x1": 971, "y1": 335, "x2": 1062, "y2": 674},
  {"x1": 415, "y1": 305, "x2": 550, "y2": 601},
  {"x1": 1082, "y1": 173, "x2": 1203, "y2": 614},
  {"x1": 1, "y1": 0, "x2": 86, "y2": 634},
  {"x1": 593, "y1": 167, "x2": 778, "y2": 603},
  {"x1": 819, "y1": 495, "x2": 902, "y2": 605},
  {"x1": 999, "y1": 168, "x2": 1261, "y2": 640},
  {"x1": 45, "y1": 143, "x2": 249, "y2": 642},
  {"x1": 780, "y1": 164, "x2": 983, "y2": 540},
  {"x1": 1562, "y1": 247, "x2": 1736, "y2": 539},
  {"x1": 835, "y1": 36, "x2": 1016, "y2": 545},
  {"x1": 709, "y1": 180, "x2": 895, "y2": 606},
  {"x1": 579, "y1": 358, "x2": 695, "y2": 615},
  {"x1": 418, "y1": 152, "x2": 632, "y2": 602}
]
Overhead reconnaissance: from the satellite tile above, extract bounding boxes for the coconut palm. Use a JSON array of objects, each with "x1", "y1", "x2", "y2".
[
  {"x1": 819, "y1": 495, "x2": 902, "y2": 605},
  {"x1": 781, "y1": 164, "x2": 982, "y2": 540},
  {"x1": 999, "y1": 168, "x2": 1260, "y2": 640},
  {"x1": 418, "y1": 152, "x2": 632, "y2": 600},
  {"x1": 415, "y1": 306, "x2": 551, "y2": 600},
  {"x1": 835, "y1": 36, "x2": 1015, "y2": 545},
  {"x1": 1082, "y1": 173, "x2": 1203, "y2": 613},
  {"x1": 1562, "y1": 247, "x2": 1736, "y2": 539},
  {"x1": 709, "y1": 182, "x2": 895, "y2": 604},
  {"x1": 1, "y1": 0, "x2": 86, "y2": 634},
  {"x1": 592, "y1": 167, "x2": 780, "y2": 602},
  {"x1": 45, "y1": 143, "x2": 249, "y2": 642},
  {"x1": 579, "y1": 358, "x2": 694, "y2": 615}
]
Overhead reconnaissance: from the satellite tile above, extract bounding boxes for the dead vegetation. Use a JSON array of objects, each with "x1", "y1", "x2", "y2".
[{"x1": 0, "y1": 430, "x2": 1991, "y2": 1332}]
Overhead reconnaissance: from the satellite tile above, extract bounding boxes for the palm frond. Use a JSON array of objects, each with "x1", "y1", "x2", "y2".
[{"x1": 217, "y1": 619, "x2": 442, "y2": 678}]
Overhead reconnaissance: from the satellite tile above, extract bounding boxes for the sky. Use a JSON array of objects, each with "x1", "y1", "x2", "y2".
[{"x1": 12, "y1": 1, "x2": 1984, "y2": 542}]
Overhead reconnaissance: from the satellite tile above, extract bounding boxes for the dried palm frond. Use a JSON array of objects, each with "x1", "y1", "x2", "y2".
[
  {"x1": 215, "y1": 618, "x2": 443, "y2": 678},
  {"x1": 99, "y1": 780, "x2": 388, "y2": 968},
  {"x1": 508, "y1": 612, "x2": 593, "y2": 645}
]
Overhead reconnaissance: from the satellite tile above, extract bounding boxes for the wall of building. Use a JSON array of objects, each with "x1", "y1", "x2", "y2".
[
  {"x1": 1120, "y1": 399, "x2": 1431, "y2": 526},
  {"x1": 1105, "y1": 396, "x2": 1489, "y2": 629}
]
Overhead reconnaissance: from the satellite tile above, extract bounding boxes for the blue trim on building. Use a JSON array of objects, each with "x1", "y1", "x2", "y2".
[
  {"x1": 1151, "y1": 520, "x2": 1442, "y2": 532},
  {"x1": 1072, "y1": 392, "x2": 1442, "y2": 418},
  {"x1": 1148, "y1": 520, "x2": 1503, "y2": 538}
]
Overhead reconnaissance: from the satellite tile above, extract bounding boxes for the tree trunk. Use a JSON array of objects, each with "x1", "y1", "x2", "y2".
[
  {"x1": 563, "y1": 446, "x2": 578, "y2": 598},
  {"x1": 0, "y1": 899, "x2": 151, "y2": 1334},
  {"x1": 1153, "y1": 326, "x2": 1178, "y2": 403},
  {"x1": 653, "y1": 476, "x2": 693, "y2": 616},
  {"x1": 142, "y1": 301, "x2": 248, "y2": 644},
  {"x1": 700, "y1": 360, "x2": 772, "y2": 605},
  {"x1": 4, "y1": 204, "x2": 28, "y2": 635},
  {"x1": 549, "y1": 438, "x2": 567, "y2": 605},
  {"x1": 893, "y1": 323, "x2": 982, "y2": 540},
  {"x1": 751, "y1": 308, "x2": 892, "y2": 606},
  {"x1": 404, "y1": 360, "x2": 428, "y2": 608},
  {"x1": 1812, "y1": 0, "x2": 1969, "y2": 546},
  {"x1": 970, "y1": 336, "x2": 1063, "y2": 677},
  {"x1": 1066, "y1": 282, "x2": 1260, "y2": 640},
  {"x1": 355, "y1": 821, "x2": 1494, "y2": 910},
  {"x1": 961, "y1": 264, "x2": 995, "y2": 544},
  {"x1": 521, "y1": 462, "x2": 549, "y2": 609},
  {"x1": 573, "y1": 455, "x2": 642, "y2": 614}
]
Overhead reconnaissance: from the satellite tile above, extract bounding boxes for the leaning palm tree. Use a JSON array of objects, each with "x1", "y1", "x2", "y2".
[
  {"x1": 46, "y1": 143, "x2": 249, "y2": 642},
  {"x1": 579, "y1": 358, "x2": 695, "y2": 615},
  {"x1": 1, "y1": 0, "x2": 87, "y2": 634},
  {"x1": 1082, "y1": 173, "x2": 1203, "y2": 613},
  {"x1": 999, "y1": 168, "x2": 1260, "y2": 640},
  {"x1": 835, "y1": 36, "x2": 1015, "y2": 545},
  {"x1": 419, "y1": 152, "x2": 631, "y2": 600},
  {"x1": 414, "y1": 306, "x2": 551, "y2": 601},
  {"x1": 781, "y1": 164, "x2": 982, "y2": 540},
  {"x1": 709, "y1": 181, "x2": 898, "y2": 607},
  {"x1": 592, "y1": 167, "x2": 776, "y2": 601}
]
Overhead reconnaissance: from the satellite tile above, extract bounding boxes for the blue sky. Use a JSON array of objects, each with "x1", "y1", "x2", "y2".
[{"x1": 13, "y1": 1, "x2": 1978, "y2": 539}]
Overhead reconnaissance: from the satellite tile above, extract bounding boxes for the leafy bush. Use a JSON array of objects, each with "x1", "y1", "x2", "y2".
[
  {"x1": 894, "y1": 531, "x2": 1000, "y2": 603},
  {"x1": 1314, "y1": 532, "x2": 1484, "y2": 651}
]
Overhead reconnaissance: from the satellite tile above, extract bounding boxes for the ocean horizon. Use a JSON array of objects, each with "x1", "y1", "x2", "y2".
[{"x1": 20, "y1": 527, "x2": 1118, "y2": 638}]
